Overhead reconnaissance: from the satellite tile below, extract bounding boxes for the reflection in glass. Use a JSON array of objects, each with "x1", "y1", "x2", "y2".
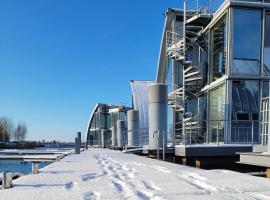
[
  {"x1": 264, "y1": 13, "x2": 270, "y2": 75},
  {"x1": 262, "y1": 81, "x2": 270, "y2": 98},
  {"x1": 231, "y1": 80, "x2": 259, "y2": 143},
  {"x1": 199, "y1": 33, "x2": 209, "y2": 84},
  {"x1": 232, "y1": 9, "x2": 261, "y2": 75},
  {"x1": 211, "y1": 16, "x2": 226, "y2": 81}
]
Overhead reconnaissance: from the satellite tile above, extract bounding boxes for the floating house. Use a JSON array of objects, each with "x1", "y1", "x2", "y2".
[{"x1": 156, "y1": 0, "x2": 270, "y2": 159}]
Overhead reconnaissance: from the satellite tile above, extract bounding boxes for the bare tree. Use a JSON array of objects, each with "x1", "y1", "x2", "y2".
[
  {"x1": 0, "y1": 117, "x2": 14, "y2": 142},
  {"x1": 14, "y1": 122, "x2": 27, "y2": 142}
]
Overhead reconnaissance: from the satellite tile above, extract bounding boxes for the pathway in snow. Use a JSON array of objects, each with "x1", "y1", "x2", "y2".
[{"x1": 1, "y1": 149, "x2": 270, "y2": 200}]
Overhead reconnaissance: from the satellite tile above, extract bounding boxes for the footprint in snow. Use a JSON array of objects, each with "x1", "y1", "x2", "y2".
[
  {"x1": 81, "y1": 173, "x2": 97, "y2": 182},
  {"x1": 84, "y1": 192, "x2": 101, "y2": 200}
]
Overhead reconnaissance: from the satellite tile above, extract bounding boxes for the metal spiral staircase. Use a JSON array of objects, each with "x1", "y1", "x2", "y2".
[{"x1": 166, "y1": 0, "x2": 215, "y2": 144}]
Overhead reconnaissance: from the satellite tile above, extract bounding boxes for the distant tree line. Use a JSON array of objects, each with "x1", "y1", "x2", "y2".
[{"x1": 0, "y1": 117, "x2": 27, "y2": 142}]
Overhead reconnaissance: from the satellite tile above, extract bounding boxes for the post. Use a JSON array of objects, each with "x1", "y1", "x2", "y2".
[
  {"x1": 32, "y1": 162, "x2": 39, "y2": 174},
  {"x1": 163, "y1": 130, "x2": 165, "y2": 161},
  {"x1": 77, "y1": 132, "x2": 81, "y2": 148},
  {"x1": 184, "y1": 123, "x2": 187, "y2": 147},
  {"x1": 157, "y1": 131, "x2": 159, "y2": 160},
  {"x1": 251, "y1": 121, "x2": 254, "y2": 145},
  {"x1": 2, "y1": 172, "x2": 12, "y2": 189},
  {"x1": 217, "y1": 123, "x2": 219, "y2": 146},
  {"x1": 75, "y1": 137, "x2": 80, "y2": 154},
  {"x1": 189, "y1": 123, "x2": 192, "y2": 147}
]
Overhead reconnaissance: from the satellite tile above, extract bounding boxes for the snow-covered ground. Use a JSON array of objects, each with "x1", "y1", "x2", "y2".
[{"x1": 1, "y1": 149, "x2": 270, "y2": 200}]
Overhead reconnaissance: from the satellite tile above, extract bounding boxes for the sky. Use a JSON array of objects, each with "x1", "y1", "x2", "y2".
[{"x1": 0, "y1": 0, "x2": 181, "y2": 142}]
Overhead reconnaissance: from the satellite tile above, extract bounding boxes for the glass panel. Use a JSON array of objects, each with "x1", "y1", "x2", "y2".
[
  {"x1": 262, "y1": 81, "x2": 270, "y2": 98},
  {"x1": 119, "y1": 111, "x2": 126, "y2": 121},
  {"x1": 186, "y1": 98, "x2": 197, "y2": 118},
  {"x1": 209, "y1": 84, "x2": 225, "y2": 142},
  {"x1": 264, "y1": 13, "x2": 270, "y2": 75},
  {"x1": 198, "y1": 33, "x2": 209, "y2": 85},
  {"x1": 106, "y1": 113, "x2": 111, "y2": 129},
  {"x1": 232, "y1": 9, "x2": 261, "y2": 75},
  {"x1": 100, "y1": 113, "x2": 105, "y2": 129},
  {"x1": 90, "y1": 112, "x2": 98, "y2": 129},
  {"x1": 111, "y1": 112, "x2": 118, "y2": 127},
  {"x1": 231, "y1": 80, "x2": 260, "y2": 143},
  {"x1": 211, "y1": 16, "x2": 227, "y2": 82}
]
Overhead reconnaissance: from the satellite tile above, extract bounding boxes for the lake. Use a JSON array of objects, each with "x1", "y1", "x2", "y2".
[{"x1": 0, "y1": 160, "x2": 52, "y2": 174}]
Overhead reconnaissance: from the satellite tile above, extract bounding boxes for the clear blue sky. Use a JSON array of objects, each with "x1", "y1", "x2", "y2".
[{"x1": 0, "y1": 0, "x2": 180, "y2": 142}]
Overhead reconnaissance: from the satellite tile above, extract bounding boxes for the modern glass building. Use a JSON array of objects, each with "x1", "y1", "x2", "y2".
[
  {"x1": 85, "y1": 103, "x2": 131, "y2": 148},
  {"x1": 85, "y1": 80, "x2": 154, "y2": 148},
  {"x1": 157, "y1": 0, "x2": 270, "y2": 149}
]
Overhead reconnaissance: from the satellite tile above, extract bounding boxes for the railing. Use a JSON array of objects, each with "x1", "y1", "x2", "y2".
[
  {"x1": 186, "y1": 0, "x2": 225, "y2": 20},
  {"x1": 166, "y1": 31, "x2": 184, "y2": 58},
  {"x1": 261, "y1": 97, "x2": 269, "y2": 146},
  {"x1": 87, "y1": 128, "x2": 149, "y2": 148},
  {"x1": 173, "y1": 120, "x2": 261, "y2": 146}
]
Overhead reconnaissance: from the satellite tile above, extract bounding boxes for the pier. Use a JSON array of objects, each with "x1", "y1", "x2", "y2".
[{"x1": 1, "y1": 149, "x2": 270, "y2": 200}]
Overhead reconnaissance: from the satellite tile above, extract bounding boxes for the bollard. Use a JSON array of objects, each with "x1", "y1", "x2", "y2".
[
  {"x1": 77, "y1": 132, "x2": 81, "y2": 148},
  {"x1": 2, "y1": 172, "x2": 12, "y2": 189},
  {"x1": 32, "y1": 163, "x2": 39, "y2": 174},
  {"x1": 75, "y1": 137, "x2": 80, "y2": 154}
]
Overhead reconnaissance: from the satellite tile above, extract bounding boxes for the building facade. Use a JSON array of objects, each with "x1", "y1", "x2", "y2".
[{"x1": 157, "y1": 0, "x2": 270, "y2": 146}]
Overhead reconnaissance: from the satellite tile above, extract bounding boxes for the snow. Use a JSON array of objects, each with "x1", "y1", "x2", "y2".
[{"x1": 1, "y1": 148, "x2": 270, "y2": 200}]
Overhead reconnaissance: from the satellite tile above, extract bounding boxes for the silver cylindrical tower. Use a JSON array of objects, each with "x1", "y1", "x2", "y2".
[
  {"x1": 127, "y1": 110, "x2": 139, "y2": 147},
  {"x1": 111, "y1": 125, "x2": 117, "y2": 147},
  {"x1": 148, "y1": 83, "x2": 167, "y2": 150},
  {"x1": 117, "y1": 120, "x2": 125, "y2": 148}
]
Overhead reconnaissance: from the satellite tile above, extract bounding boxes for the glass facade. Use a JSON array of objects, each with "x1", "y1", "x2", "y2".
[
  {"x1": 232, "y1": 9, "x2": 262, "y2": 75},
  {"x1": 199, "y1": 33, "x2": 209, "y2": 85},
  {"x1": 231, "y1": 80, "x2": 260, "y2": 143},
  {"x1": 211, "y1": 16, "x2": 227, "y2": 82},
  {"x1": 86, "y1": 104, "x2": 130, "y2": 147},
  {"x1": 264, "y1": 12, "x2": 270, "y2": 75},
  {"x1": 209, "y1": 84, "x2": 225, "y2": 142}
]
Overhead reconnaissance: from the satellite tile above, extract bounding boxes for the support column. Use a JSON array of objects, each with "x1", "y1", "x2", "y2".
[
  {"x1": 101, "y1": 130, "x2": 105, "y2": 148},
  {"x1": 2, "y1": 172, "x2": 12, "y2": 189},
  {"x1": 111, "y1": 125, "x2": 117, "y2": 148},
  {"x1": 127, "y1": 110, "x2": 139, "y2": 147},
  {"x1": 77, "y1": 132, "x2": 81, "y2": 148},
  {"x1": 148, "y1": 84, "x2": 168, "y2": 150},
  {"x1": 32, "y1": 162, "x2": 39, "y2": 174},
  {"x1": 117, "y1": 120, "x2": 125, "y2": 148},
  {"x1": 75, "y1": 137, "x2": 80, "y2": 154}
]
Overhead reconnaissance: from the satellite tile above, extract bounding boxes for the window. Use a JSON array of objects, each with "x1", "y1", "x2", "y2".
[
  {"x1": 100, "y1": 113, "x2": 106, "y2": 129},
  {"x1": 198, "y1": 33, "x2": 209, "y2": 84},
  {"x1": 232, "y1": 9, "x2": 262, "y2": 75},
  {"x1": 209, "y1": 84, "x2": 225, "y2": 142},
  {"x1": 231, "y1": 80, "x2": 260, "y2": 143},
  {"x1": 264, "y1": 12, "x2": 270, "y2": 75},
  {"x1": 211, "y1": 16, "x2": 227, "y2": 82}
]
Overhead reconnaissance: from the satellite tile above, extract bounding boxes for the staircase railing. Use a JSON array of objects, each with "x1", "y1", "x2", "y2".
[
  {"x1": 174, "y1": 120, "x2": 261, "y2": 146},
  {"x1": 186, "y1": 0, "x2": 225, "y2": 21}
]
